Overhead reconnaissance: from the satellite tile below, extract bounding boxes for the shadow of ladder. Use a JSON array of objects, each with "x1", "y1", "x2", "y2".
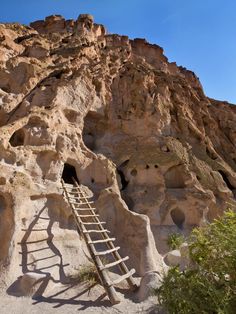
[{"x1": 61, "y1": 178, "x2": 138, "y2": 305}]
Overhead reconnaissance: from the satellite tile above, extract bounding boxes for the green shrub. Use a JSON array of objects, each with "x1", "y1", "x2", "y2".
[
  {"x1": 156, "y1": 210, "x2": 236, "y2": 314},
  {"x1": 167, "y1": 233, "x2": 185, "y2": 250}
]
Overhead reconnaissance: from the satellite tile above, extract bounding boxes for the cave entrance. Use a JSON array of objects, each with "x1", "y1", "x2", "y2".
[
  {"x1": 62, "y1": 163, "x2": 79, "y2": 184},
  {"x1": 165, "y1": 165, "x2": 186, "y2": 189},
  {"x1": 117, "y1": 160, "x2": 130, "y2": 191},
  {"x1": 218, "y1": 170, "x2": 235, "y2": 191},
  {"x1": 117, "y1": 169, "x2": 129, "y2": 191},
  {"x1": 9, "y1": 128, "x2": 25, "y2": 147},
  {"x1": 170, "y1": 208, "x2": 185, "y2": 229}
]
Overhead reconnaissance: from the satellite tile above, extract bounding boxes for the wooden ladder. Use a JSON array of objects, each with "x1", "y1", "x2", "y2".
[{"x1": 61, "y1": 179, "x2": 138, "y2": 304}]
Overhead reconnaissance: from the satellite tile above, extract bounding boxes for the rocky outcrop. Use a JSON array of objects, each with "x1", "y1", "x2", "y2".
[{"x1": 0, "y1": 13, "x2": 235, "y2": 303}]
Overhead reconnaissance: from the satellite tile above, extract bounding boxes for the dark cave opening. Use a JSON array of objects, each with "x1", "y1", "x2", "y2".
[
  {"x1": 171, "y1": 208, "x2": 185, "y2": 229},
  {"x1": 218, "y1": 170, "x2": 235, "y2": 191},
  {"x1": 9, "y1": 129, "x2": 25, "y2": 147},
  {"x1": 117, "y1": 169, "x2": 129, "y2": 191},
  {"x1": 62, "y1": 163, "x2": 79, "y2": 184},
  {"x1": 117, "y1": 160, "x2": 130, "y2": 191}
]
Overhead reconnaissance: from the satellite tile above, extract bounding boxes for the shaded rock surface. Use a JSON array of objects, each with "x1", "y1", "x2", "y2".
[{"x1": 0, "y1": 13, "x2": 235, "y2": 310}]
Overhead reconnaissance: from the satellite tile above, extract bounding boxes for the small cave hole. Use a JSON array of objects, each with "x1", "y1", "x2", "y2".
[
  {"x1": 9, "y1": 129, "x2": 25, "y2": 147},
  {"x1": 206, "y1": 147, "x2": 217, "y2": 160},
  {"x1": 130, "y1": 169, "x2": 137, "y2": 177},
  {"x1": 64, "y1": 109, "x2": 78, "y2": 123},
  {"x1": 91, "y1": 178, "x2": 95, "y2": 183},
  {"x1": 154, "y1": 165, "x2": 158, "y2": 169},
  {"x1": 146, "y1": 165, "x2": 150, "y2": 169},
  {"x1": 62, "y1": 163, "x2": 79, "y2": 184},
  {"x1": 117, "y1": 169, "x2": 129, "y2": 191},
  {"x1": 165, "y1": 165, "x2": 186, "y2": 189},
  {"x1": 218, "y1": 170, "x2": 235, "y2": 191},
  {"x1": 117, "y1": 160, "x2": 130, "y2": 190},
  {"x1": 170, "y1": 208, "x2": 185, "y2": 229},
  {"x1": 83, "y1": 132, "x2": 95, "y2": 151},
  {"x1": 0, "y1": 178, "x2": 6, "y2": 185},
  {"x1": 50, "y1": 70, "x2": 64, "y2": 79},
  {"x1": 1, "y1": 86, "x2": 10, "y2": 93}
]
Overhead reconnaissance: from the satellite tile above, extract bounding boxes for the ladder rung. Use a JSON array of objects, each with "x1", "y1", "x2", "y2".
[
  {"x1": 64, "y1": 187, "x2": 79, "y2": 190},
  {"x1": 68, "y1": 196, "x2": 90, "y2": 200},
  {"x1": 78, "y1": 201, "x2": 94, "y2": 205},
  {"x1": 100, "y1": 256, "x2": 129, "y2": 270},
  {"x1": 64, "y1": 186, "x2": 79, "y2": 190},
  {"x1": 76, "y1": 214, "x2": 99, "y2": 218},
  {"x1": 95, "y1": 247, "x2": 120, "y2": 256},
  {"x1": 70, "y1": 201, "x2": 94, "y2": 205},
  {"x1": 74, "y1": 206, "x2": 96, "y2": 209},
  {"x1": 66, "y1": 191, "x2": 83, "y2": 194},
  {"x1": 74, "y1": 207, "x2": 96, "y2": 211},
  {"x1": 109, "y1": 269, "x2": 136, "y2": 286},
  {"x1": 88, "y1": 238, "x2": 115, "y2": 244},
  {"x1": 84, "y1": 229, "x2": 110, "y2": 234},
  {"x1": 82, "y1": 221, "x2": 106, "y2": 225}
]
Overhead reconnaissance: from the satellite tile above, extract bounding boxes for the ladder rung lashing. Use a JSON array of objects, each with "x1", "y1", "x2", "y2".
[
  {"x1": 109, "y1": 269, "x2": 136, "y2": 286},
  {"x1": 88, "y1": 238, "x2": 115, "y2": 244},
  {"x1": 83, "y1": 229, "x2": 110, "y2": 234},
  {"x1": 100, "y1": 256, "x2": 129, "y2": 270},
  {"x1": 95, "y1": 247, "x2": 120, "y2": 256}
]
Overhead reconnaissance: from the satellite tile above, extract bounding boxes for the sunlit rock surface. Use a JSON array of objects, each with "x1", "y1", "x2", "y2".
[{"x1": 0, "y1": 14, "x2": 235, "y2": 307}]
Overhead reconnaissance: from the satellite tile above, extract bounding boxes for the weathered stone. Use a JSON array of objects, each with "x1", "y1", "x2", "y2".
[
  {"x1": 164, "y1": 250, "x2": 181, "y2": 266},
  {"x1": 0, "y1": 14, "x2": 235, "y2": 308},
  {"x1": 138, "y1": 271, "x2": 163, "y2": 301}
]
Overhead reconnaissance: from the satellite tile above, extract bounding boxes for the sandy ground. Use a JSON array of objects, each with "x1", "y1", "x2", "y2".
[{"x1": 0, "y1": 282, "x2": 162, "y2": 314}]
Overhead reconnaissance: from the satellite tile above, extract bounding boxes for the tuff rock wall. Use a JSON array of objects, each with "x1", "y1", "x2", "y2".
[{"x1": 0, "y1": 14, "x2": 235, "y2": 296}]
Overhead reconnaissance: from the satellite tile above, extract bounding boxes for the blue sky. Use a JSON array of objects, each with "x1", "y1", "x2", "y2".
[{"x1": 1, "y1": 0, "x2": 236, "y2": 104}]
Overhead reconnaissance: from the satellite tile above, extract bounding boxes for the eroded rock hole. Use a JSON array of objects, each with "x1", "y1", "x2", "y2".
[
  {"x1": 9, "y1": 129, "x2": 25, "y2": 147},
  {"x1": 62, "y1": 163, "x2": 79, "y2": 184},
  {"x1": 130, "y1": 169, "x2": 137, "y2": 176},
  {"x1": 171, "y1": 208, "x2": 185, "y2": 229},
  {"x1": 117, "y1": 160, "x2": 130, "y2": 191},
  {"x1": 206, "y1": 147, "x2": 217, "y2": 160},
  {"x1": 165, "y1": 165, "x2": 186, "y2": 189},
  {"x1": 117, "y1": 169, "x2": 129, "y2": 191},
  {"x1": 83, "y1": 132, "x2": 95, "y2": 151},
  {"x1": 218, "y1": 170, "x2": 235, "y2": 191}
]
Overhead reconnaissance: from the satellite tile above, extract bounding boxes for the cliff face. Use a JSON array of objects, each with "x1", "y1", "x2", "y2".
[{"x1": 0, "y1": 14, "x2": 235, "y2": 299}]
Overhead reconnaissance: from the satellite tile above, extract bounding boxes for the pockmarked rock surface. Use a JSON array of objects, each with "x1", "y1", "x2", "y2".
[{"x1": 0, "y1": 14, "x2": 235, "y2": 312}]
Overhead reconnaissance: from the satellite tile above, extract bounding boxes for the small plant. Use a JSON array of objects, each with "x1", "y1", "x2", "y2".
[
  {"x1": 78, "y1": 264, "x2": 100, "y2": 285},
  {"x1": 167, "y1": 233, "x2": 184, "y2": 250},
  {"x1": 155, "y1": 210, "x2": 236, "y2": 314}
]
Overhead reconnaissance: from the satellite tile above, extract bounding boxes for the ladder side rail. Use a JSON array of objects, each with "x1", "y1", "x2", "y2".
[{"x1": 62, "y1": 180, "x2": 120, "y2": 304}]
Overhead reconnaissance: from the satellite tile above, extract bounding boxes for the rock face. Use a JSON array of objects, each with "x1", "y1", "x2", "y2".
[{"x1": 0, "y1": 14, "x2": 235, "y2": 302}]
